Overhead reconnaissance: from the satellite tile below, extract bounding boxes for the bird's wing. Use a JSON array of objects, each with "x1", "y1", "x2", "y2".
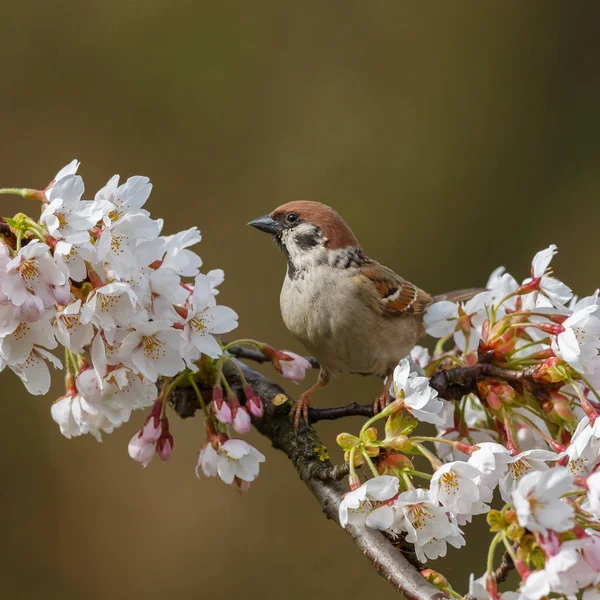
[{"x1": 356, "y1": 263, "x2": 433, "y2": 317}]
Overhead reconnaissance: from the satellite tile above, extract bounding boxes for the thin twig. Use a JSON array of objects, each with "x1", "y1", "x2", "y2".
[
  {"x1": 227, "y1": 345, "x2": 319, "y2": 369},
  {"x1": 308, "y1": 401, "x2": 373, "y2": 423},
  {"x1": 494, "y1": 549, "x2": 515, "y2": 584}
]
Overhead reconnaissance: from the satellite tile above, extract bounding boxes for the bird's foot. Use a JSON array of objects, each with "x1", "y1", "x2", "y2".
[
  {"x1": 290, "y1": 393, "x2": 311, "y2": 432},
  {"x1": 373, "y1": 377, "x2": 393, "y2": 414},
  {"x1": 373, "y1": 391, "x2": 389, "y2": 415}
]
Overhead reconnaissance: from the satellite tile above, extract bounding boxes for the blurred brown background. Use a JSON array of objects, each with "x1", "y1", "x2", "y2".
[{"x1": 1, "y1": 2, "x2": 600, "y2": 598}]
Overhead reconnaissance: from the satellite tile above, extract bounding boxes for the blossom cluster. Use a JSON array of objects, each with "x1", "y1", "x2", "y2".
[
  {"x1": 337, "y1": 245, "x2": 600, "y2": 598},
  {"x1": 0, "y1": 161, "x2": 305, "y2": 487}
]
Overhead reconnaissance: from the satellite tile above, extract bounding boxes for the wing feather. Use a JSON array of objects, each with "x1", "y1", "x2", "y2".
[{"x1": 358, "y1": 263, "x2": 433, "y2": 317}]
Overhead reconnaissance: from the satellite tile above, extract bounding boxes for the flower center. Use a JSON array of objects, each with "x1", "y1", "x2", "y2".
[
  {"x1": 509, "y1": 459, "x2": 533, "y2": 480},
  {"x1": 56, "y1": 212, "x2": 67, "y2": 229},
  {"x1": 568, "y1": 456, "x2": 589, "y2": 477},
  {"x1": 440, "y1": 472, "x2": 460, "y2": 496},
  {"x1": 142, "y1": 336, "x2": 165, "y2": 360},
  {"x1": 19, "y1": 258, "x2": 39, "y2": 282},
  {"x1": 409, "y1": 504, "x2": 433, "y2": 530},
  {"x1": 13, "y1": 322, "x2": 30, "y2": 340},
  {"x1": 108, "y1": 207, "x2": 123, "y2": 222}
]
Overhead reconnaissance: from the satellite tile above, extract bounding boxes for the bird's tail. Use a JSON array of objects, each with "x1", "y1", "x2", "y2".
[{"x1": 433, "y1": 287, "x2": 486, "y2": 304}]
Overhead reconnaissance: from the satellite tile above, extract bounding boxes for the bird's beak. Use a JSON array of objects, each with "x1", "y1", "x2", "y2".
[{"x1": 248, "y1": 214, "x2": 278, "y2": 235}]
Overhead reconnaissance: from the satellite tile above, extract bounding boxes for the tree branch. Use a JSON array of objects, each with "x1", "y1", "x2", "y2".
[
  {"x1": 306, "y1": 361, "x2": 546, "y2": 423},
  {"x1": 170, "y1": 360, "x2": 446, "y2": 600},
  {"x1": 227, "y1": 345, "x2": 320, "y2": 369}
]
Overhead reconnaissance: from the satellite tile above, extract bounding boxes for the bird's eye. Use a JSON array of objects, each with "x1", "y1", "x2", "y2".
[{"x1": 285, "y1": 213, "x2": 300, "y2": 226}]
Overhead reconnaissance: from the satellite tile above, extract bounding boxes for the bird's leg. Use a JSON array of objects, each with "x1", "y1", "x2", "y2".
[
  {"x1": 291, "y1": 369, "x2": 329, "y2": 431},
  {"x1": 373, "y1": 373, "x2": 393, "y2": 414}
]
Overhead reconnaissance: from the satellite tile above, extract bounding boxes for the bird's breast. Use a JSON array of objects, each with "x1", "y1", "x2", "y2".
[{"x1": 280, "y1": 267, "x2": 423, "y2": 375}]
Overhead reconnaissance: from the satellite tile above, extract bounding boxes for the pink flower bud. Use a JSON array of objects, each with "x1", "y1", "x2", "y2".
[
  {"x1": 534, "y1": 357, "x2": 566, "y2": 383},
  {"x1": 141, "y1": 415, "x2": 162, "y2": 443},
  {"x1": 128, "y1": 433, "x2": 156, "y2": 467},
  {"x1": 214, "y1": 399, "x2": 233, "y2": 424},
  {"x1": 279, "y1": 351, "x2": 312, "y2": 383},
  {"x1": 156, "y1": 432, "x2": 174, "y2": 462},
  {"x1": 212, "y1": 386, "x2": 232, "y2": 424},
  {"x1": 232, "y1": 406, "x2": 251, "y2": 434},
  {"x1": 231, "y1": 477, "x2": 251, "y2": 494},
  {"x1": 478, "y1": 379, "x2": 515, "y2": 410},
  {"x1": 540, "y1": 532, "x2": 560, "y2": 556},
  {"x1": 244, "y1": 385, "x2": 263, "y2": 418}
]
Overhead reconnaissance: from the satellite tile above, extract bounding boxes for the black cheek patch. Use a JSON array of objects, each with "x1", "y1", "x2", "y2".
[{"x1": 295, "y1": 231, "x2": 320, "y2": 250}]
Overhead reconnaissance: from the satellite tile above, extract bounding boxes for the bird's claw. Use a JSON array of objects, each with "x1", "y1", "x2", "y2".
[
  {"x1": 373, "y1": 391, "x2": 390, "y2": 415},
  {"x1": 291, "y1": 394, "x2": 311, "y2": 432}
]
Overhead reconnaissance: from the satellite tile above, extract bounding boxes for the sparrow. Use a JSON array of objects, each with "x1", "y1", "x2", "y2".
[{"x1": 249, "y1": 201, "x2": 479, "y2": 430}]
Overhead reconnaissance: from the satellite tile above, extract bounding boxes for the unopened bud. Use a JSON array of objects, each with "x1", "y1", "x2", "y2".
[
  {"x1": 384, "y1": 435, "x2": 413, "y2": 452},
  {"x1": 553, "y1": 398, "x2": 574, "y2": 421},
  {"x1": 478, "y1": 379, "x2": 516, "y2": 409},
  {"x1": 506, "y1": 522, "x2": 525, "y2": 541},
  {"x1": 363, "y1": 427, "x2": 378, "y2": 443},
  {"x1": 534, "y1": 357, "x2": 569, "y2": 383},
  {"x1": 486, "y1": 509, "x2": 505, "y2": 531},
  {"x1": 156, "y1": 422, "x2": 174, "y2": 462},
  {"x1": 232, "y1": 406, "x2": 251, "y2": 434},
  {"x1": 212, "y1": 386, "x2": 232, "y2": 424},
  {"x1": 377, "y1": 453, "x2": 414, "y2": 476},
  {"x1": 336, "y1": 432, "x2": 360, "y2": 451},
  {"x1": 420, "y1": 569, "x2": 448, "y2": 587},
  {"x1": 243, "y1": 385, "x2": 264, "y2": 418}
]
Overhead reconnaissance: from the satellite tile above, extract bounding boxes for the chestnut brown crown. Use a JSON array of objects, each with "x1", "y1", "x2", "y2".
[{"x1": 270, "y1": 201, "x2": 361, "y2": 250}]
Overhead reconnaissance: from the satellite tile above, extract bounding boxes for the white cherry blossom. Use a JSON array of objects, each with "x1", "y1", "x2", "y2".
[
  {"x1": 40, "y1": 174, "x2": 103, "y2": 244},
  {"x1": 54, "y1": 300, "x2": 94, "y2": 353},
  {"x1": 499, "y1": 448, "x2": 558, "y2": 503},
  {"x1": 51, "y1": 159, "x2": 80, "y2": 185},
  {"x1": 552, "y1": 293, "x2": 600, "y2": 375},
  {"x1": 0, "y1": 317, "x2": 57, "y2": 365},
  {"x1": 430, "y1": 461, "x2": 491, "y2": 520},
  {"x1": 587, "y1": 472, "x2": 600, "y2": 519},
  {"x1": 182, "y1": 274, "x2": 238, "y2": 360},
  {"x1": 560, "y1": 416, "x2": 600, "y2": 478},
  {"x1": 423, "y1": 293, "x2": 491, "y2": 353},
  {"x1": 161, "y1": 227, "x2": 203, "y2": 277},
  {"x1": 389, "y1": 489, "x2": 465, "y2": 563},
  {"x1": 526, "y1": 244, "x2": 573, "y2": 308},
  {"x1": 393, "y1": 358, "x2": 446, "y2": 425},
  {"x1": 119, "y1": 321, "x2": 185, "y2": 382},
  {"x1": 54, "y1": 240, "x2": 95, "y2": 282},
  {"x1": 80, "y1": 281, "x2": 137, "y2": 332},
  {"x1": 339, "y1": 476, "x2": 399, "y2": 528},
  {"x1": 467, "y1": 442, "x2": 512, "y2": 490},
  {"x1": 196, "y1": 439, "x2": 265, "y2": 485},
  {"x1": 3, "y1": 241, "x2": 66, "y2": 308},
  {"x1": 279, "y1": 351, "x2": 312, "y2": 383},
  {"x1": 7, "y1": 347, "x2": 62, "y2": 395},
  {"x1": 512, "y1": 467, "x2": 575, "y2": 534}
]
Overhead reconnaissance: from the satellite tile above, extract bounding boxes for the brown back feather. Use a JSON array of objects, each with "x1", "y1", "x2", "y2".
[{"x1": 359, "y1": 264, "x2": 433, "y2": 317}]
